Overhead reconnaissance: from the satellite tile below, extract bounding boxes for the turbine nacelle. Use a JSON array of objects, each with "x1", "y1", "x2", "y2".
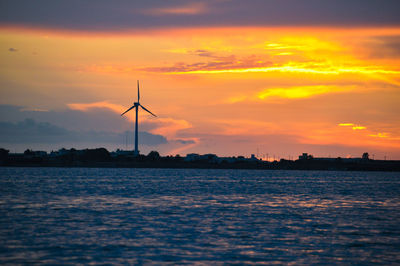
[{"x1": 121, "y1": 82, "x2": 156, "y2": 117}]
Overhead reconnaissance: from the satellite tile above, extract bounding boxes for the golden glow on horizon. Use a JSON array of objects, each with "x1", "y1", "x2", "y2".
[
  {"x1": 338, "y1": 123, "x2": 367, "y2": 130},
  {"x1": 352, "y1": 126, "x2": 366, "y2": 130},
  {"x1": 167, "y1": 64, "x2": 400, "y2": 75},
  {"x1": 264, "y1": 37, "x2": 340, "y2": 52},
  {"x1": 258, "y1": 85, "x2": 340, "y2": 100},
  {"x1": 369, "y1": 133, "x2": 389, "y2": 138}
]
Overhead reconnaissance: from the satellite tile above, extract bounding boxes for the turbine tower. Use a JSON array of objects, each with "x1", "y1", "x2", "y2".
[{"x1": 121, "y1": 81, "x2": 157, "y2": 156}]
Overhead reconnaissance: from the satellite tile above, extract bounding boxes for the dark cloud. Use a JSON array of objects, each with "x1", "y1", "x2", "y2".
[
  {"x1": 175, "y1": 139, "x2": 196, "y2": 144},
  {"x1": 192, "y1": 49, "x2": 215, "y2": 57},
  {"x1": 0, "y1": 118, "x2": 167, "y2": 145},
  {"x1": 0, "y1": 104, "x2": 127, "y2": 132},
  {"x1": 0, "y1": 119, "x2": 69, "y2": 143},
  {"x1": 0, "y1": 105, "x2": 168, "y2": 148},
  {"x1": 8, "y1": 48, "x2": 18, "y2": 52},
  {"x1": 0, "y1": 0, "x2": 399, "y2": 31},
  {"x1": 142, "y1": 54, "x2": 272, "y2": 73}
]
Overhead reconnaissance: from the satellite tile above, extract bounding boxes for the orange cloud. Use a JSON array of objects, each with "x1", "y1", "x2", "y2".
[
  {"x1": 211, "y1": 119, "x2": 282, "y2": 136},
  {"x1": 148, "y1": 118, "x2": 192, "y2": 138},
  {"x1": 226, "y1": 95, "x2": 248, "y2": 104},
  {"x1": 68, "y1": 101, "x2": 125, "y2": 114},
  {"x1": 142, "y1": 3, "x2": 207, "y2": 15}
]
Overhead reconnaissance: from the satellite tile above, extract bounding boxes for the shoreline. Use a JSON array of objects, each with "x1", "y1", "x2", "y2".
[{"x1": 2, "y1": 160, "x2": 400, "y2": 172}]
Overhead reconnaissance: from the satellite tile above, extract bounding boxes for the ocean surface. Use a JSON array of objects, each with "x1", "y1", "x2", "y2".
[{"x1": 0, "y1": 167, "x2": 399, "y2": 265}]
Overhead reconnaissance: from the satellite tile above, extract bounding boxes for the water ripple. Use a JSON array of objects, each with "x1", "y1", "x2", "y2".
[{"x1": 0, "y1": 167, "x2": 399, "y2": 264}]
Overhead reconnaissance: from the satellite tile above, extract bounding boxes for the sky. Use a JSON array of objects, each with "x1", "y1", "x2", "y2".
[{"x1": 1, "y1": 0, "x2": 400, "y2": 159}]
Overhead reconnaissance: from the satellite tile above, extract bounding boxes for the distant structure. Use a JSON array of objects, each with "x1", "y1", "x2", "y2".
[
  {"x1": 121, "y1": 81, "x2": 157, "y2": 156},
  {"x1": 299, "y1": 153, "x2": 313, "y2": 160}
]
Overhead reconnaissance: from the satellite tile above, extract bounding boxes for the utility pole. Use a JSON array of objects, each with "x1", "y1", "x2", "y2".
[{"x1": 125, "y1": 132, "x2": 128, "y2": 150}]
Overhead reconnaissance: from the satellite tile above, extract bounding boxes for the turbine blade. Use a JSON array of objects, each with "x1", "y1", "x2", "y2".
[
  {"x1": 120, "y1": 105, "x2": 136, "y2": 116},
  {"x1": 140, "y1": 104, "x2": 157, "y2": 117},
  {"x1": 137, "y1": 80, "x2": 140, "y2": 102}
]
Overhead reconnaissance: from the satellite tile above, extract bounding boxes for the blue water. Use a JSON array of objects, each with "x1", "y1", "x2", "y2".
[{"x1": 0, "y1": 168, "x2": 399, "y2": 264}]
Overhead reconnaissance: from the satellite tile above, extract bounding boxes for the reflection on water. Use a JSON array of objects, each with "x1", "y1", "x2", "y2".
[{"x1": 0, "y1": 167, "x2": 399, "y2": 264}]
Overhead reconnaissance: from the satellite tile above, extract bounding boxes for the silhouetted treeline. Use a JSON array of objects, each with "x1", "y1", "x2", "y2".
[{"x1": 1, "y1": 148, "x2": 399, "y2": 171}]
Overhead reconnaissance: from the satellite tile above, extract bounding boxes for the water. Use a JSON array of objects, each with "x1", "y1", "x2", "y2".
[{"x1": 0, "y1": 167, "x2": 399, "y2": 264}]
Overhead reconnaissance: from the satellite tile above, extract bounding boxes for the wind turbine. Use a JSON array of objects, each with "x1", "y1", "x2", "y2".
[{"x1": 121, "y1": 80, "x2": 157, "y2": 156}]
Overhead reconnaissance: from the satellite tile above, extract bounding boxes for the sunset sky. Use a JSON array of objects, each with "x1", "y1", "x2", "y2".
[{"x1": 1, "y1": 0, "x2": 400, "y2": 159}]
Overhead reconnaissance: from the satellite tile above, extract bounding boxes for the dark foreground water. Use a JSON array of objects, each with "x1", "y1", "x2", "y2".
[{"x1": 0, "y1": 168, "x2": 399, "y2": 265}]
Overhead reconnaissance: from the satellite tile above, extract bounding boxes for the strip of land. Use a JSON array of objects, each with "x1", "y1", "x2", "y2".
[{"x1": 1, "y1": 148, "x2": 399, "y2": 171}]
